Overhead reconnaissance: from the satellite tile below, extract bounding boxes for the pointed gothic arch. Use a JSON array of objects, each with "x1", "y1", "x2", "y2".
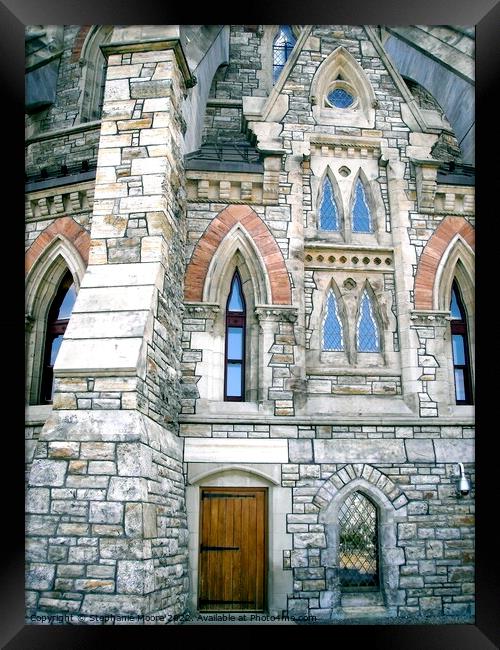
[
  {"x1": 78, "y1": 25, "x2": 113, "y2": 123},
  {"x1": 321, "y1": 279, "x2": 348, "y2": 352},
  {"x1": 184, "y1": 205, "x2": 291, "y2": 305},
  {"x1": 310, "y1": 46, "x2": 376, "y2": 128},
  {"x1": 355, "y1": 281, "x2": 383, "y2": 354},
  {"x1": 318, "y1": 168, "x2": 343, "y2": 233},
  {"x1": 414, "y1": 216, "x2": 474, "y2": 311}
]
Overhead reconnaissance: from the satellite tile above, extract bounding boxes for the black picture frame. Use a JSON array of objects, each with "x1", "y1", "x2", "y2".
[{"x1": 5, "y1": 1, "x2": 498, "y2": 647}]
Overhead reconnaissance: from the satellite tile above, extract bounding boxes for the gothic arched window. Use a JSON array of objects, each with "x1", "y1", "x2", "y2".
[
  {"x1": 224, "y1": 270, "x2": 246, "y2": 401},
  {"x1": 322, "y1": 290, "x2": 344, "y2": 351},
  {"x1": 272, "y1": 26, "x2": 296, "y2": 84},
  {"x1": 319, "y1": 176, "x2": 340, "y2": 231},
  {"x1": 450, "y1": 281, "x2": 473, "y2": 404},
  {"x1": 352, "y1": 178, "x2": 373, "y2": 233},
  {"x1": 40, "y1": 270, "x2": 77, "y2": 403},
  {"x1": 339, "y1": 491, "x2": 379, "y2": 589},
  {"x1": 356, "y1": 289, "x2": 380, "y2": 352}
]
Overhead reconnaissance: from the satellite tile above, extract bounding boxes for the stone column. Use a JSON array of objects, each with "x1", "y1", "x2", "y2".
[{"x1": 26, "y1": 33, "x2": 193, "y2": 622}]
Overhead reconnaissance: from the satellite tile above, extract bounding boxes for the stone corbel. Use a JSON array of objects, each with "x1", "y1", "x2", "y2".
[
  {"x1": 410, "y1": 309, "x2": 450, "y2": 326},
  {"x1": 255, "y1": 305, "x2": 298, "y2": 323},
  {"x1": 411, "y1": 158, "x2": 441, "y2": 212},
  {"x1": 184, "y1": 302, "x2": 220, "y2": 320},
  {"x1": 262, "y1": 155, "x2": 282, "y2": 205}
]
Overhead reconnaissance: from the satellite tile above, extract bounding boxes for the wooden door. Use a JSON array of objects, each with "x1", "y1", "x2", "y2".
[{"x1": 198, "y1": 487, "x2": 266, "y2": 611}]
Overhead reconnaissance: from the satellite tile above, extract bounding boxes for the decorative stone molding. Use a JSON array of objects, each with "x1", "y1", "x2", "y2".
[
  {"x1": 305, "y1": 245, "x2": 394, "y2": 271},
  {"x1": 26, "y1": 181, "x2": 95, "y2": 220},
  {"x1": 411, "y1": 158, "x2": 441, "y2": 212},
  {"x1": 186, "y1": 171, "x2": 264, "y2": 204},
  {"x1": 255, "y1": 305, "x2": 298, "y2": 323},
  {"x1": 434, "y1": 185, "x2": 475, "y2": 216},
  {"x1": 183, "y1": 302, "x2": 220, "y2": 319},
  {"x1": 410, "y1": 310, "x2": 451, "y2": 325},
  {"x1": 309, "y1": 134, "x2": 381, "y2": 159}
]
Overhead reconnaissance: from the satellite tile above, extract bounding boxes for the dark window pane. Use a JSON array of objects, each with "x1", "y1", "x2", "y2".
[
  {"x1": 352, "y1": 179, "x2": 372, "y2": 233},
  {"x1": 454, "y1": 369, "x2": 466, "y2": 402},
  {"x1": 57, "y1": 283, "x2": 76, "y2": 319},
  {"x1": 228, "y1": 327, "x2": 244, "y2": 360},
  {"x1": 339, "y1": 492, "x2": 379, "y2": 588},
  {"x1": 320, "y1": 177, "x2": 339, "y2": 231},
  {"x1": 452, "y1": 334, "x2": 466, "y2": 365},
  {"x1": 226, "y1": 363, "x2": 242, "y2": 397},
  {"x1": 228, "y1": 274, "x2": 244, "y2": 311},
  {"x1": 327, "y1": 88, "x2": 354, "y2": 108}
]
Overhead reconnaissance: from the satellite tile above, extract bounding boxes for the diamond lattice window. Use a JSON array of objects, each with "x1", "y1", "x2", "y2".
[
  {"x1": 352, "y1": 178, "x2": 372, "y2": 232},
  {"x1": 339, "y1": 491, "x2": 379, "y2": 589},
  {"x1": 327, "y1": 87, "x2": 354, "y2": 108},
  {"x1": 273, "y1": 26, "x2": 296, "y2": 84},
  {"x1": 323, "y1": 290, "x2": 344, "y2": 350},
  {"x1": 319, "y1": 176, "x2": 340, "y2": 231},
  {"x1": 357, "y1": 290, "x2": 380, "y2": 352}
]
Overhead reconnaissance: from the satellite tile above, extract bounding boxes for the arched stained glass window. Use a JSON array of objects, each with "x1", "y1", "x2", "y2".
[
  {"x1": 322, "y1": 290, "x2": 344, "y2": 351},
  {"x1": 450, "y1": 281, "x2": 473, "y2": 404},
  {"x1": 41, "y1": 270, "x2": 77, "y2": 403},
  {"x1": 224, "y1": 270, "x2": 246, "y2": 401},
  {"x1": 319, "y1": 176, "x2": 340, "y2": 231},
  {"x1": 356, "y1": 290, "x2": 380, "y2": 352},
  {"x1": 339, "y1": 492, "x2": 379, "y2": 589},
  {"x1": 352, "y1": 179, "x2": 372, "y2": 233},
  {"x1": 273, "y1": 26, "x2": 296, "y2": 84}
]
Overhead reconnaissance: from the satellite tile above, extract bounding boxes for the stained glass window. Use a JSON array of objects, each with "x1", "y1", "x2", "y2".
[
  {"x1": 356, "y1": 290, "x2": 379, "y2": 352},
  {"x1": 323, "y1": 290, "x2": 344, "y2": 351},
  {"x1": 450, "y1": 282, "x2": 473, "y2": 404},
  {"x1": 352, "y1": 179, "x2": 372, "y2": 233},
  {"x1": 339, "y1": 492, "x2": 379, "y2": 589},
  {"x1": 273, "y1": 26, "x2": 296, "y2": 84},
  {"x1": 327, "y1": 87, "x2": 354, "y2": 108},
  {"x1": 225, "y1": 271, "x2": 246, "y2": 401},
  {"x1": 319, "y1": 176, "x2": 340, "y2": 231}
]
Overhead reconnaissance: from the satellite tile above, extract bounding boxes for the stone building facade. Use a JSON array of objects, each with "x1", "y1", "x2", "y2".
[{"x1": 25, "y1": 25, "x2": 475, "y2": 623}]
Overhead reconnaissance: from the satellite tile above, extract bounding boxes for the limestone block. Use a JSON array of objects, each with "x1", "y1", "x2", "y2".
[
  {"x1": 405, "y1": 440, "x2": 436, "y2": 463},
  {"x1": 29, "y1": 459, "x2": 67, "y2": 486},
  {"x1": 270, "y1": 425, "x2": 298, "y2": 438},
  {"x1": 140, "y1": 236, "x2": 164, "y2": 262},
  {"x1": 139, "y1": 128, "x2": 170, "y2": 146},
  {"x1": 107, "y1": 477, "x2": 149, "y2": 501},
  {"x1": 39, "y1": 410, "x2": 143, "y2": 443},
  {"x1": 88, "y1": 240, "x2": 108, "y2": 265},
  {"x1": 73, "y1": 286, "x2": 156, "y2": 313},
  {"x1": 54, "y1": 338, "x2": 143, "y2": 372},
  {"x1": 26, "y1": 488, "x2": 50, "y2": 513},
  {"x1": 117, "y1": 443, "x2": 153, "y2": 477},
  {"x1": 142, "y1": 98, "x2": 171, "y2": 112},
  {"x1": 91, "y1": 213, "x2": 128, "y2": 238},
  {"x1": 314, "y1": 440, "x2": 406, "y2": 463},
  {"x1": 80, "y1": 442, "x2": 116, "y2": 459},
  {"x1": 104, "y1": 79, "x2": 131, "y2": 102},
  {"x1": 93, "y1": 377, "x2": 137, "y2": 392},
  {"x1": 80, "y1": 594, "x2": 146, "y2": 616},
  {"x1": 120, "y1": 195, "x2": 166, "y2": 213},
  {"x1": 117, "y1": 118, "x2": 153, "y2": 131},
  {"x1": 288, "y1": 439, "x2": 313, "y2": 463},
  {"x1": 434, "y1": 440, "x2": 474, "y2": 463},
  {"x1": 183, "y1": 438, "x2": 288, "y2": 463},
  {"x1": 106, "y1": 64, "x2": 143, "y2": 80},
  {"x1": 94, "y1": 182, "x2": 128, "y2": 200},
  {"x1": 117, "y1": 559, "x2": 155, "y2": 595},
  {"x1": 130, "y1": 157, "x2": 168, "y2": 176},
  {"x1": 73, "y1": 579, "x2": 115, "y2": 593},
  {"x1": 143, "y1": 174, "x2": 164, "y2": 195},
  {"x1": 64, "y1": 311, "x2": 149, "y2": 340},
  {"x1": 130, "y1": 80, "x2": 172, "y2": 99},
  {"x1": 293, "y1": 533, "x2": 327, "y2": 549},
  {"x1": 67, "y1": 547, "x2": 99, "y2": 564},
  {"x1": 26, "y1": 563, "x2": 55, "y2": 590},
  {"x1": 48, "y1": 441, "x2": 80, "y2": 459},
  {"x1": 52, "y1": 393, "x2": 77, "y2": 409},
  {"x1": 81, "y1": 262, "x2": 161, "y2": 289},
  {"x1": 124, "y1": 503, "x2": 143, "y2": 537},
  {"x1": 89, "y1": 501, "x2": 124, "y2": 524},
  {"x1": 102, "y1": 100, "x2": 137, "y2": 121},
  {"x1": 89, "y1": 461, "x2": 117, "y2": 475}
]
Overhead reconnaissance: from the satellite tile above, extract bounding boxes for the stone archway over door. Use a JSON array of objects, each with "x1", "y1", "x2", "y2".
[{"x1": 198, "y1": 487, "x2": 267, "y2": 611}]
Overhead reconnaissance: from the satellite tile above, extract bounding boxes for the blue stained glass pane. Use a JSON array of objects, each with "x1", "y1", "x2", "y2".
[
  {"x1": 273, "y1": 26, "x2": 296, "y2": 84},
  {"x1": 320, "y1": 177, "x2": 339, "y2": 231},
  {"x1": 357, "y1": 291, "x2": 379, "y2": 352},
  {"x1": 352, "y1": 180, "x2": 372, "y2": 233},
  {"x1": 228, "y1": 273, "x2": 244, "y2": 311},
  {"x1": 226, "y1": 363, "x2": 243, "y2": 397},
  {"x1": 452, "y1": 334, "x2": 465, "y2": 365},
  {"x1": 323, "y1": 292, "x2": 344, "y2": 351},
  {"x1": 327, "y1": 88, "x2": 354, "y2": 108},
  {"x1": 57, "y1": 283, "x2": 76, "y2": 319},
  {"x1": 228, "y1": 327, "x2": 244, "y2": 360},
  {"x1": 450, "y1": 287, "x2": 462, "y2": 318},
  {"x1": 50, "y1": 334, "x2": 64, "y2": 365},
  {"x1": 454, "y1": 369, "x2": 466, "y2": 402}
]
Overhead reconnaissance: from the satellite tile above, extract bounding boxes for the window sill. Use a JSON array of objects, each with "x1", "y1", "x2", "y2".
[{"x1": 197, "y1": 399, "x2": 273, "y2": 416}]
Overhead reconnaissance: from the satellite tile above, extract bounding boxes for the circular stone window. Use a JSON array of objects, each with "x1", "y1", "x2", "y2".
[{"x1": 327, "y1": 87, "x2": 355, "y2": 108}]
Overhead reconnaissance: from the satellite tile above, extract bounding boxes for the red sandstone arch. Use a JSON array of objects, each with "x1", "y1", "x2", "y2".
[
  {"x1": 25, "y1": 217, "x2": 90, "y2": 275},
  {"x1": 71, "y1": 26, "x2": 92, "y2": 62},
  {"x1": 184, "y1": 205, "x2": 292, "y2": 304},
  {"x1": 414, "y1": 216, "x2": 474, "y2": 310}
]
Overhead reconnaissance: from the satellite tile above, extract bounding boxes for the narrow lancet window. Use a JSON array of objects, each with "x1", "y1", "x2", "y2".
[
  {"x1": 450, "y1": 281, "x2": 473, "y2": 404},
  {"x1": 273, "y1": 26, "x2": 296, "y2": 84},
  {"x1": 224, "y1": 270, "x2": 246, "y2": 401},
  {"x1": 323, "y1": 290, "x2": 344, "y2": 350},
  {"x1": 319, "y1": 176, "x2": 340, "y2": 231},
  {"x1": 352, "y1": 179, "x2": 372, "y2": 233},
  {"x1": 357, "y1": 290, "x2": 379, "y2": 352},
  {"x1": 41, "y1": 270, "x2": 77, "y2": 403},
  {"x1": 339, "y1": 492, "x2": 379, "y2": 589}
]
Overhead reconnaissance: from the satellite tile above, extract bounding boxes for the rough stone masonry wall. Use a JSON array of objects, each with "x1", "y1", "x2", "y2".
[{"x1": 25, "y1": 44, "x2": 190, "y2": 623}]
